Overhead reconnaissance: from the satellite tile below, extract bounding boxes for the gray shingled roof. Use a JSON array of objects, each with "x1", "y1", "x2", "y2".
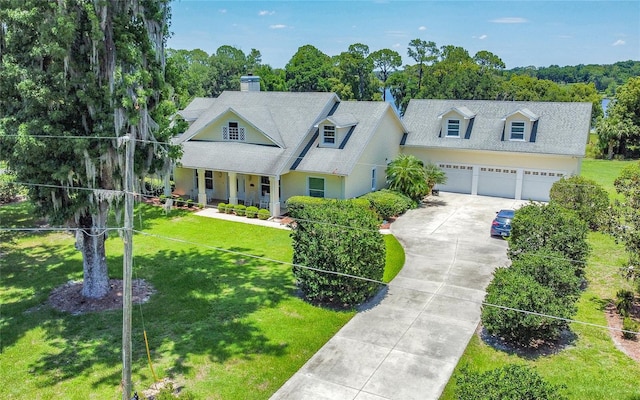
[
  {"x1": 403, "y1": 99, "x2": 592, "y2": 157},
  {"x1": 294, "y1": 101, "x2": 405, "y2": 175},
  {"x1": 173, "y1": 91, "x2": 339, "y2": 175},
  {"x1": 177, "y1": 97, "x2": 217, "y2": 121}
]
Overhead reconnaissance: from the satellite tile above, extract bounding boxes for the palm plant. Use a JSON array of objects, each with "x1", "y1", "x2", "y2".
[
  {"x1": 385, "y1": 154, "x2": 428, "y2": 201},
  {"x1": 424, "y1": 162, "x2": 447, "y2": 194}
]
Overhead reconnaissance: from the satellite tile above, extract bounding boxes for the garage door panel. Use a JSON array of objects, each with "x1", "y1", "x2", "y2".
[
  {"x1": 437, "y1": 163, "x2": 472, "y2": 194},
  {"x1": 477, "y1": 167, "x2": 516, "y2": 198},
  {"x1": 521, "y1": 170, "x2": 562, "y2": 202}
]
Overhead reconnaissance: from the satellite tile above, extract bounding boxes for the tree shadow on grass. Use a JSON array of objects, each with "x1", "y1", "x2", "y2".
[
  {"x1": 479, "y1": 326, "x2": 578, "y2": 360},
  {"x1": 26, "y1": 245, "x2": 294, "y2": 389}
]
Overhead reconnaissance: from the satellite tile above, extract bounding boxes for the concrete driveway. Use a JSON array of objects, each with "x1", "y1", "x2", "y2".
[{"x1": 271, "y1": 192, "x2": 526, "y2": 400}]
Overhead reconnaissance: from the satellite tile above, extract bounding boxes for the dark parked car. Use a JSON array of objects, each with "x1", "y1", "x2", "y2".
[{"x1": 491, "y1": 209, "x2": 515, "y2": 237}]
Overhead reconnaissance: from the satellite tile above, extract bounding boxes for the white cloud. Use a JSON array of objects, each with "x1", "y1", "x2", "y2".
[
  {"x1": 490, "y1": 17, "x2": 527, "y2": 24},
  {"x1": 259, "y1": 10, "x2": 275, "y2": 16},
  {"x1": 612, "y1": 39, "x2": 626, "y2": 46},
  {"x1": 270, "y1": 24, "x2": 287, "y2": 29},
  {"x1": 219, "y1": 9, "x2": 227, "y2": 14},
  {"x1": 474, "y1": 34, "x2": 488, "y2": 40},
  {"x1": 418, "y1": 26, "x2": 427, "y2": 31},
  {"x1": 393, "y1": 43, "x2": 401, "y2": 48}
]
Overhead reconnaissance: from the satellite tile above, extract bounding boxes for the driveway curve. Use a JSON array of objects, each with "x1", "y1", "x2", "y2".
[{"x1": 272, "y1": 192, "x2": 526, "y2": 400}]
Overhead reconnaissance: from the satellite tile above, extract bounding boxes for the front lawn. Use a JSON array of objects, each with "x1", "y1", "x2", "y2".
[
  {"x1": 440, "y1": 158, "x2": 640, "y2": 399},
  {"x1": 2, "y1": 202, "x2": 385, "y2": 399}
]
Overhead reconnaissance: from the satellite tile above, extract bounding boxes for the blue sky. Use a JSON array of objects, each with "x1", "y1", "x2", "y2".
[{"x1": 167, "y1": 1, "x2": 640, "y2": 69}]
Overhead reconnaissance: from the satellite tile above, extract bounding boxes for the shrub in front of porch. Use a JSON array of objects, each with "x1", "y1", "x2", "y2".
[
  {"x1": 289, "y1": 200, "x2": 385, "y2": 307},
  {"x1": 358, "y1": 189, "x2": 416, "y2": 220},
  {"x1": 234, "y1": 204, "x2": 246, "y2": 216},
  {"x1": 246, "y1": 206, "x2": 259, "y2": 218},
  {"x1": 217, "y1": 203, "x2": 227, "y2": 213},
  {"x1": 258, "y1": 209, "x2": 270, "y2": 220}
]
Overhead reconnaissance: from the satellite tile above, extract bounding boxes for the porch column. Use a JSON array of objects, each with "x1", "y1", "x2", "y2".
[
  {"x1": 269, "y1": 175, "x2": 280, "y2": 217},
  {"x1": 197, "y1": 168, "x2": 207, "y2": 205},
  {"x1": 228, "y1": 172, "x2": 238, "y2": 205}
]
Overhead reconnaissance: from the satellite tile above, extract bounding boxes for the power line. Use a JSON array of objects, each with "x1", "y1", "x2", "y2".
[{"x1": 130, "y1": 228, "x2": 639, "y2": 336}]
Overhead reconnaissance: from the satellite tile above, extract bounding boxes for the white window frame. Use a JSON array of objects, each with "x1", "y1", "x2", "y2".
[
  {"x1": 222, "y1": 121, "x2": 246, "y2": 141},
  {"x1": 446, "y1": 119, "x2": 460, "y2": 137},
  {"x1": 510, "y1": 121, "x2": 526, "y2": 141},
  {"x1": 308, "y1": 177, "x2": 325, "y2": 198},
  {"x1": 323, "y1": 125, "x2": 336, "y2": 145},
  {"x1": 371, "y1": 167, "x2": 377, "y2": 191}
]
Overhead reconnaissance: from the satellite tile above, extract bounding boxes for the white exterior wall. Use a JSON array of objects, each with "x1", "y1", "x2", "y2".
[
  {"x1": 281, "y1": 171, "x2": 344, "y2": 203},
  {"x1": 344, "y1": 108, "x2": 404, "y2": 198},
  {"x1": 173, "y1": 167, "x2": 195, "y2": 198}
]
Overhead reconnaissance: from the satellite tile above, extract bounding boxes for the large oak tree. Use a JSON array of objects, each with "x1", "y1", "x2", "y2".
[{"x1": 0, "y1": 0, "x2": 178, "y2": 298}]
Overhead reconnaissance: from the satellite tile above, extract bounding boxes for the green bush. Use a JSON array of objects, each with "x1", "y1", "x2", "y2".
[
  {"x1": 510, "y1": 249, "x2": 582, "y2": 300},
  {"x1": 616, "y1": 289, "x2": 635, "y2": 317},
  {"x1": 549, "y1": 175, "x2": 609, "y2": 231},
  {"x1": 186, "y1": 199, "x2": 194, "y2": 208},
  {"x1": 481, "y1": 267, "x2": 576, "y2": 346},
  {"x1": 246, "y1": 206, "x2": 259, "y2": 218},
  {"x1": 286, "y1": 196, "x2": 331, "y2": 215},
  {"x1": 622, "y1": 317, "x2": 639, "y2": 340},
  {"x1": 234, "y1": 204, "x2": 246, "y2": 216},
  {"x1": 158, "y1": 194, "x2": 168, "y2": 204},
  {"x1": 508, "y1": 202, "x2": 590, "y2": 274},
  {"x1": 0, "y1": 172, "x2": 20, "y2": 204},
  {"x1": 175, "y1": 197, "x2": 184, "y2": 207},
  {"x1": 359, "y1": 189, "x2": 415, "y2": 220},
  {"x1": 225, "y1": 203, "x2": 234, "y2": 214},
  {"x1": 289, "y1": 200, "x2": 385, "y2": 307},
  {"x1": 456, "y1": 364, "x2": 567, "y2": 400},
  {"x1": 217, "y1": 203, "x2": 226, "y2": 213},
  {"x1": 258, "y1": 209, "x2": 270, "y2": 220}
]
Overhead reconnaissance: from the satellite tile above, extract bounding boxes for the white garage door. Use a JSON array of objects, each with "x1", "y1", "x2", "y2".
[
  {"x1": 436, "y1": 163, "x2": 472, "y2": 194},
  {"x1": 521, "y1": 170, "x2": 563, "y2": 202},
  {"x1": 477, "y1": 167, "x2": 517, "y2": 198}
]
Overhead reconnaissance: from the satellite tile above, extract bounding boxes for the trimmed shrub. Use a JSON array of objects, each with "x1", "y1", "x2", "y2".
[
  {"x1": 257, "y1": 209, "x2": 270, "y2": 220},
  {"x1": 246, "y1": 206, "x2": 259, "y2": 218},
  {"x1": 234, "y1": 204, "x2": 246, "y2": 216},
  {"x1": 616, "y1": 289, "x2": 635, "y2": 317},
  {"x1": 510, "y1": 249, "x2": 582, "y2": 300},
  {"x1": 186, "y1": 199, "x2": 194, "y2": 208},
  {"x1": 158, "y1": 194, "x2": 168, "y2": 204},
  {"x1": 217, "y1": 203, "x2": 226, "y2": 213},
  {"x1": 359, "y1": 189, "x2": 415, "y2": 220},
  {"x1": 622, "y1": 317, "x2": 639, "y2": 340},
  {"x1": 225, "y1": 203, "x2": 234, "y2": 214},
  {"x1": 286, "y1": 196, "x2": 330, "y2": 215},
  {"x1": 508, "y1": 202, "x2": 590, "y2": 274},
  {"x1": 175, "y1": 197, "x2": 184, "y2": 207},
  {"x1": 481, "y1": 267, "x2": 576, "y2": 346},
  {"x1": 549, "y1": 175, "x2": 609, "y2": 231},
  {"x1": 289, "y1": 199, "x2": 385, "y2": 307},
  {"x1": 456, "y1": 364, "x2": 567, "y2": 400}
]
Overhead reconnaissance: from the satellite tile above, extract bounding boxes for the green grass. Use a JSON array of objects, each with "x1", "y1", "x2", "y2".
[
  {"x1": 383, "y1": 234, "x2": 405, "y2": 283},
  {"x1": 0, "y1": 202, "x2": 406, "y2": 399},
  {"x1": 580, "y1": 158, "x2": 637, "y2": 199},
  {"x1": 440, "y1": 158, "x2": 640, "y2": 399}
]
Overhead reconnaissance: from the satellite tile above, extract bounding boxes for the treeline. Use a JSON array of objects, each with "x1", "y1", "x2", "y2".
[
  {"x1": 166, "y1": 40, "x2": 636, "y2": 121},
  {"x1": 507, "y1": 60, "x2": 640, "y2": 95}
]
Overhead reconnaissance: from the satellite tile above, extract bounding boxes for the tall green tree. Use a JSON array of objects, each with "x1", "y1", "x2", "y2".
[
  {"x1": 0, "y1": 0, "x2": 177, "y2": 299},
  {"x1": 407, "y1": 38, "x2": 438, "y2": 92},
  {"x1": 285, "y1": 44, "x2": 333, "y2": 92},
  {"x1": 604, "y1": 77, "x2": 640, "y2": 157},
  {"x1": 370, "y1": 48, "x2": 402, "y2": 101},
  {"x1": 335, "y1": 43, "x2": 376, "y2": 100},
  {"x1": 610, "y1": 161, "x2": 640, "y2": 267}
]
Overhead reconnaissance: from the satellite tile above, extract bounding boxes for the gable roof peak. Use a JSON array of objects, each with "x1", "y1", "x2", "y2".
[
  {"x1": 437, "y1": 106, "x2": 476, "y2": 120},
  {"x1": 502, "y1": 107, "x2": 539, "y2": 121}
]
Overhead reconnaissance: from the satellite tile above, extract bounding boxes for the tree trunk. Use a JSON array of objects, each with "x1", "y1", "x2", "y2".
[{"x1": 77, "y1": 203, "x2": 110, "y2": 299}]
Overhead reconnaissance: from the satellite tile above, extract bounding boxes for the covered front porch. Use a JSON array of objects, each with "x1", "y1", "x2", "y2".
[{"x1": 171, "y1": 167, "x2": 282, "y2": 216}]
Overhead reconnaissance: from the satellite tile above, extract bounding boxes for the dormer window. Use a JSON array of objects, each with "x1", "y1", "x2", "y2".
[
  {"x1": 447, "y1": 119, "x2": 460, "y2": 137},
  {"x1": 222, "y1": 121, "x2": 245, "y2": 141},
  {"x1": 510, "y1": 121, "x2": 526, "y2": 141},
  {"x1": 323, "y1": 125, "x2": 336, "y2": 145}
]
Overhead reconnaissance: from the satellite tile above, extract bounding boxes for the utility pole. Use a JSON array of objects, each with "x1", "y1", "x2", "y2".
[{"x1": 122, "y1": 132, "x2": 135, "y2": 400}]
